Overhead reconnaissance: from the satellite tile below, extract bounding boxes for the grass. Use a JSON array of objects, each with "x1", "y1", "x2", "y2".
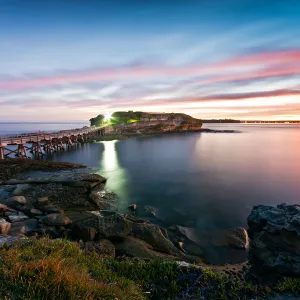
[{"x1": 1, "y1": 238, "x2": 300, "y2": 300}]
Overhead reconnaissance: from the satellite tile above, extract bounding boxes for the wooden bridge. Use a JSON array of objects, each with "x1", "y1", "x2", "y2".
[{"x1": 0, "y1": 126, "x2": 105, "y2": 159}]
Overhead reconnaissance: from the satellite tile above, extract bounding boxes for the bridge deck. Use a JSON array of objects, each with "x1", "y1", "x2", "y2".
[{"x1": 0, "y1": 126, "x2": 104, "y2": 159}]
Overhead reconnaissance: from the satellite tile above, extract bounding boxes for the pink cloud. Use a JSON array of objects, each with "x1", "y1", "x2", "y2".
[{"x1": 1, "y1": 49, "x2": 300, "y2": 91}]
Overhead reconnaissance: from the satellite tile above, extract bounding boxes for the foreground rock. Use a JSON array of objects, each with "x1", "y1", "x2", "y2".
[
  {"x1": 168, "y1": 225, "x2": 249, "y2": 264},
  {"x1": 40, "y1": 213, "x2": 72, "y2": 226},
  {"x1": 248, "y1": 203, "x2": 300, "y2": 279}
]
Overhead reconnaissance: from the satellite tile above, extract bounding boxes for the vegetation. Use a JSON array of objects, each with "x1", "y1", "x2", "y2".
[
  {"x1": 89, "y1": 111, "x2": 143, "y2": 127},
  {"x1": 1, "y1": 238, "x2": 299, "y2": 299}
]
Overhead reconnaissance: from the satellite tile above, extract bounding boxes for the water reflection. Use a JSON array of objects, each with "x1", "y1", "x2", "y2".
[
  {"x1": 99, "y1": 141, "x2": 129, "y2": 210},
  {"x1": 101, "y1": 141, "x2": 119, "y2": 173}
]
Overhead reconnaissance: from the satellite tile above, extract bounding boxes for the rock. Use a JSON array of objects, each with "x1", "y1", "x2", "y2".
[
  {"x1": 26, "y1": 227, "x2": 60, "y2": 239},
  {"x1": 129, "y1": 204, "x2": 137, "y2": 211},
  {"x1": 114, "y1": 236, "x2": 178, "y2": 260},
  {"x1": 88, "y1": 186, "x2": 117, "y2": 210},
  {"x1": 144, "y1": 205, "x2": 156, "y2": 217},
  {"x1": 177, "y1": 241, "x2": 186, "y2": 253},
  {"x1": 33, "y1": 203, "x2": 64, "y2": 214},
  {"x1": 0, "y1": 218, "x2": 11, "y2": 234},
  {"x1": 247, "y1": 204, "x2": 300, "y2": 279},
  {"x1": 84, "y1": 239, "x2": 115, "y2": 258},
  {"x1": 37, "y1": 197, "x2": 49, "y2": 205},
  {"x1": 130, "y1": 218, "x2": 185, "y2": 257},
  {"x1": 19, "y1": 203, "x2": 43, "y2": 217},
  {"x1": 40, "y1": 213, "x2": 72, "y2": 226},
  {"x1": 168, "y1": 225, "x2": 248, "y2": 264},
  {"x1": 0, "y1": 204, "x2": 9, "y2": 215},
  {"x1": 12, "y1": 184, "x2": 30, "y2": 196},
  {"x1": 210, "y1": 227, "x2": 249, "y2": 249},
  {"x1": 10, "y1": 219, "x2": 38, "y2": 236},
  {"x1": 7, "y1": 211, "x2": 29, "y2": 223},
  {"x1": 7, "y1": 196, "x2": 26, "y2": 208},
  {"x1": 69, "y1": 223, "x2": 97, "y2": 242},
  {"x1": 0, "y1": 235, "x2": 23, "y2": 248},
  {"x1": 74, "y1": 211, "x2": 132, "y2": 237}
]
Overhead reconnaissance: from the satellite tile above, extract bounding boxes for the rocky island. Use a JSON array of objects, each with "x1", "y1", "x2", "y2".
[{"x1": 89, "y1": 111, "x2": 236, "y2": 141}]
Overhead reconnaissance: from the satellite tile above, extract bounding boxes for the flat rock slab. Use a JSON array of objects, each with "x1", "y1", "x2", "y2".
[
  {"x1": 7, "y1": 211, "x2": 29, "y2": 223},
  {"x1": 0, "y1": 235, "x2": 23, "y2": 248}
]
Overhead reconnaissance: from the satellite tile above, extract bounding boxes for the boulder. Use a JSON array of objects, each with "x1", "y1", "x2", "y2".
[
  {"x1": 0, "y1": 204, "x2": 10, "y2": 216},
  {"x1": 12, "y1": 184, "x2": 30, "y2": 196},
  {"x1": 74, "y1": 211, "x2": 132, "y2": 237},
  {"x1": 168, "y1": 225, "x2": 248, "y2": 264},
  {"x1": 114, "y1": 236, "x2": 178, "y2": 260},
  {"x1": 130, "y1": 218, "x2": 185, "y2": 257},
  {"x1": 247, "y1": 203, "x2": 300, "y2": 279},
  {"x1": 88, "y1": 186, "x2": 117, "y2": 210},
  {"x1": 84, "y1": 239, "x2": 115, "y2": 258},
  {"x1": 0, "y1": 218, "x2": 11, "y2": 235},
  {"x1": 128, "y1": 204, "x2": 137, "y2": 211},
  {"x1": 19, "y1": 203, "x2": 43, "y2": 217},
  {"x1": 40, "y1": 213, "x2": 72, "y2": 226},
  {"x1": 210, "y1": 227, "x2": 249, "y2": 249},
  {"x1": 7, "y1": 196, "x2": 26, "y2": 208},
  {"x1": 10, "y1": 219, "x2": 38, "y2": 236},
  {"x1": 33, "y1": 203, "x2": 64, "y2": 214},
  {"x1": 7, "y1": 211, "x2": 29, "y2": 223},
  {"x1": 69, "y1": 223, "x2": 97, "y2": 241},
  {"x1": 37, "y1": 197, "x2": 49, "y2": 205}
]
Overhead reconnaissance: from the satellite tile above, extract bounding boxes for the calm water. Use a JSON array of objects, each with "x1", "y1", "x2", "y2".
[
  {"x1": 44, "y1": 124, "x2": 300, "y2": 230},
  {"x1": 0, "y1": 122, "x2": 89, "y2": 135}
]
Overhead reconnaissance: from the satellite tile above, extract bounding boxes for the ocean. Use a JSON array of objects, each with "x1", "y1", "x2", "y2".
[
  {"x1": 0, "y1": 122, "x2": 89, "y2": 136},
  {"x1": 42, "y1": 123, "x2": 300, "y2": 230}
]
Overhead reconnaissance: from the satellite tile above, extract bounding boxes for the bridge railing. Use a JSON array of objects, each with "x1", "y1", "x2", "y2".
[{"x1": 0, "y1": 126, "x2": 103, "y2": 145}]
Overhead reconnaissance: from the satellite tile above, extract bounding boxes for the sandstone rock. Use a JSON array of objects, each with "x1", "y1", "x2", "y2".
[
  {"x1": 10, "y1": 219, "x2": 38, "y2": 236},
  {"x1": 130, "y1": 218, "x2": 184, "y2": 257},
  {"x1": 19, "y1": 203, "x2": 43, "y2": 217},
  {"x1": 168, "y1": 225, "x2": 248, "y2": 264},
  {"x1": 0, "y1": 218, "x2": 11, "y2": 234},
  {"x1": 114, "y1": 236, "x2": 178, "y2": 260},
  {"x1": 12, "y1": 184, "x2": 30, "y2": 196},
  {"x1": 7, "y1": 196, "x2": 26, "y2": 208},
  {"x1": 210, "y1": 227, "x2": 249, "y2": 249},
  {"x1": 84, "y1": 239, "x2": 115, "y2": 258},
  {"x1": 69, "y1": 223, "x2": 97, "y2": 241},
  {"x1": 248, "y1": 204, "x2": 300, "y2": 279},
  {"x1": 37, "y1": 197, "x2": 49, "y2": 205},
  {"x1": 40, "y1": 213, "x2": 72, "y2": 226},
  {"x1": 129, "y1": 204, "x2": 137, "y2": 211},
  {"x1": 0, "y1": 203, "x2": 9, "y2": 215},
  {"x1": 88, "y1": 186, "x2": 117, "y2": 210},
  {"x1": 75, "y1": 211, "x2": 132, "y2": 237},
  {"x1": 7, "y1": 211, "x2": 29, "y2": 223},
  {"x1": 34, "y1": 203, "x2": 64, "y2": 214}
]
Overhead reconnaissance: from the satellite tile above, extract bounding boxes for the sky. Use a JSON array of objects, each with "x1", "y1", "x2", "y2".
[{"x1": 0, "y1": 0, "x2": 300, "y2": 121}]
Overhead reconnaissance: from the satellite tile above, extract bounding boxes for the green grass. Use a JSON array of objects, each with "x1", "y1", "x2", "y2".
[
  {"x1": 278, "y1": 277, "x2": 300, "y2": 294},
  {"x1": 0, "y1": 238, "x2": 180, "y2": 300},
  {"x1": 1, "y1": 238, "x2": 300, "y2": 300}
]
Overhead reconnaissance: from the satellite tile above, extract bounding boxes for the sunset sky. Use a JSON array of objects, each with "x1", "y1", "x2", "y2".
[{"x1": 0, "y1": 0, "x2": 300, "y2": 121}]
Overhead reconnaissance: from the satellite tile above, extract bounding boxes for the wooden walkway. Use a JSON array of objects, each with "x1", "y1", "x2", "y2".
[{"x1": 0, "y1": 127, "x2": 104, "y2": 159}]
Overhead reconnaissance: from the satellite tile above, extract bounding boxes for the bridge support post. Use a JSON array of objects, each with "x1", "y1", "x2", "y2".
[{"x1": 0, "y1": 146, "x2": 4, "y2": 160}]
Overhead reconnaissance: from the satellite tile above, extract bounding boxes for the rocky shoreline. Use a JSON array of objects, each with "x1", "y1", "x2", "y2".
[
  {"x1": 1, "y1": 160, "x2": 300, "y2": 299},
  {"x1": 89, "y1": 128, "x2": 239, "y2": 142}
]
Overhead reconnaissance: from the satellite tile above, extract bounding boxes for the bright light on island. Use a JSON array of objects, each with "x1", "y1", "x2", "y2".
[{"x1": 104, "y1": 112, "x2": 112, "y2": 121}]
